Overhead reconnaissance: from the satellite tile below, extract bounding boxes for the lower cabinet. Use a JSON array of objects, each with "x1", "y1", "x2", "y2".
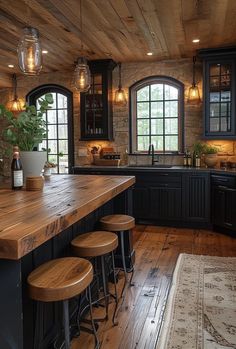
[
  {"x1": 149, "y1": 187, "x2": 182, "y2": 221},
  {"x1": 182, "y1": 173, "x2": 210, "y2": 225},
  {"x1": 212, "y1": 175, "x2": 236, "y2": 231}
]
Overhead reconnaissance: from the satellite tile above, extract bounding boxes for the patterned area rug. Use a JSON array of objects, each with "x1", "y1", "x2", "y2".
[{"x1": 156, "y1": 254, "x2": 236, "y2": 349}]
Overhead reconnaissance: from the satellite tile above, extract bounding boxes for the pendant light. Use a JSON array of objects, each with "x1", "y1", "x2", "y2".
[
  {"x1": 188, "y1": 56, "x2": 201, "y2": 103},
  {"x1": 73, "y1": 0, "x2": 91, "y2": 92},
  {"x1": 114, "y1": 62, "x2": 127, "y2": 106},
  {"x1": 7, "y1": 74, "x2": 25, "y2": 113},
  {"x1": 17, "y1": 27, "x2": 42, "y2": 76}
]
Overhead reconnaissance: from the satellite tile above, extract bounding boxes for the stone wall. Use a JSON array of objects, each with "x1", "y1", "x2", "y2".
[{"x1": 1, "y1": 58, "x2": 236, "y2": 175}]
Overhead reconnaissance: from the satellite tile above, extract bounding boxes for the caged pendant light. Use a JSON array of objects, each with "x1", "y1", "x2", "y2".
[
  {"x1": 17, "y1": 27, "x2": 42, "y2": 76},
  {"x1": 73, "y1": 0, "x2": 91, "y2": 92},
  {"x1": 114, "y1": 62, "x2": 127, "y2": 106},
  {"x1": 7, "y1": 74, "x2": 25, "y2": 113},
  {"x1": 188, "y1": 56, "x2": 201, "y2": 103}
]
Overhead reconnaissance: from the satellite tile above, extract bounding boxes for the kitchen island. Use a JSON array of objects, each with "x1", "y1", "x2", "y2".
[{"x1": 0, "y1": 174, "x2": 135, "y2": 349}]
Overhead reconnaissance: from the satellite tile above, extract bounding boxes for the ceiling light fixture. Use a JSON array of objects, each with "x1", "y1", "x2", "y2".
[
  {"x1": 147, "y1": 52, "x2": 153, "y2": 56},
  {"x1": 73, "y1": 0, "x2": 91, "y2": 92},
  {"x1": 8, "y1": 64, "x2": 14, "y2": 68},
  {"x1": 42, "y1": 50, "x2": 48, "y2": 54},
  {"x1": 7, "y1": 74, "x2": 25, "y2": 113},
  {"x1": 192, "y1": 39, "x2": 200, "y2": 43},
  {"x1": 114, "y1": 62, "x2": 127, "y2": 107},
  {"x1": 188, "y1": 56, "x2": 201, "y2": 104},
  {"x1": 17, "y1": 27, "x2": 42, "y2": 75}
]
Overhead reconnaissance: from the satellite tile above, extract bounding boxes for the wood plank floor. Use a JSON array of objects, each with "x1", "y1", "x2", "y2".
[{"x1": 72, "y1": 225, "x2": 236, "y2": 349}]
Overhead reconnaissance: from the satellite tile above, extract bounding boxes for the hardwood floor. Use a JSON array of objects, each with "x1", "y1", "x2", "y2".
[{"x1": 72, "y1": 225, "x2": 236, "y2": 349}]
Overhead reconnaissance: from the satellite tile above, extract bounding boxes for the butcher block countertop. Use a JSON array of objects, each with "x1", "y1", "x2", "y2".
[{"x1": 0, "y1": 174, "x2": 135, "y2": 260}]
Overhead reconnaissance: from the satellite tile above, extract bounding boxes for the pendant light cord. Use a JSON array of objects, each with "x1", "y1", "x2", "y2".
[
  {"x1": 80, "y1": 0, "x2": 83, "y2": 53},
  {"x1": 118, "y1": 62, "x2": 122, "y2": 89},
  {"x1": 13, "y1": 74, "x2": 17, "y2": 100},
  {"x1": 193, "y1": 56, "x2": 196, "y2": 86}
]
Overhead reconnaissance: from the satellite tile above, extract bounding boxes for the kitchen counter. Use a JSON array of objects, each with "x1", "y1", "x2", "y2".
[{"x1": 0, "y1": 174, "x2": 135, "y2": 260}]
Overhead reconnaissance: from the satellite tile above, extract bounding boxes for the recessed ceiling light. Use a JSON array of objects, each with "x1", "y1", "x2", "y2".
[
  {"x1": 8, "y1": 64, "x2": 14, "y2": 68},
  {"x1": 192, "y1": 39, "x2": 200, "y2": 43},
  {"x1": 42, "y1": 50, "x2": 48, "y2": 54},
  {"x1": 147, "y1": 52, "x2": 153, "y2": 56}
]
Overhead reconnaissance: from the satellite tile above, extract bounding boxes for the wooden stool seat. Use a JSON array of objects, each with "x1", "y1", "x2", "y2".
[
  {"x1": 71, "y1": 231, "x2": 118, "y2": 257},
  {"x1": 100, "y1": 214, "x2": 135, "y2": 232},
  {"x1": 28, "y1": 257, "x2": 93, "y2": 302}
]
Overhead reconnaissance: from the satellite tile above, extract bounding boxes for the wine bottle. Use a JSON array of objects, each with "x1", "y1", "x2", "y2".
[{"x1": 11, "y1": 146, "x2": 23, "y2": 190}]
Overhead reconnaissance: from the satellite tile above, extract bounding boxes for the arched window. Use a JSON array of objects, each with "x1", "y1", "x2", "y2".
[
  {"x1": 130, "y1": 76, "x2": 184, "y2": 153},
  {"x1": 27, "y1": 84, "x2": 74, "y2": 174}
]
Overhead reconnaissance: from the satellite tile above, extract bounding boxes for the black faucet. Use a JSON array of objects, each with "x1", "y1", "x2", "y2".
[{"x1": 148, "y1": 144, "x2": 159, "y2": 165}]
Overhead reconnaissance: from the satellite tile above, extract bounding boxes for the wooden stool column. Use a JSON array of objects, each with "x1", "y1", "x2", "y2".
[
  {"x1": 27, "y1": 257, "x2": 99, "y2": 349},
  {"x1": 71, "y1": 231, "x2": 119, "y2": 324},
  {"x1": 100, "y1": 214, "x2": 135, "y2": 297}
]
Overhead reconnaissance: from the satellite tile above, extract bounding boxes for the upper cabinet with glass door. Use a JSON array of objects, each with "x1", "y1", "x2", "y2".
[
  {"x1": 80, "y1": 59, "x2": 116, "y2": 140},
  {"x1": 198, "y1": 47, "x2": 236, "y2": 139}
]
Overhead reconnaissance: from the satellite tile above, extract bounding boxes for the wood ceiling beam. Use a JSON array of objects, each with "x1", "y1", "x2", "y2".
[{"x1": 0, "y1": 73, "x2": 12, "y2": 88}]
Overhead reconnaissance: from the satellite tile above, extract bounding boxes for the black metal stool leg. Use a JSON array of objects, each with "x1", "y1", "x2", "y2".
[
  {"x1": 87, "y1": 285, "x2": 100, "y2": 349},
  {"x1": 101, "y1": 255, "x2": 109, "y2": 320},
  {"x1": 111, "y1": 251, "x2": 119, "y2": 325},
  {"x1": 63, "y1": 300, "x2": 70, "y2": 349},
  {"x1": 120, "y1": 230, "x2": 128, "y2": 298}
]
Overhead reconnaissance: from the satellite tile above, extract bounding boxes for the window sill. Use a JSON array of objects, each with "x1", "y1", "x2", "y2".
[{"x1": 128, "y1": 152, "x2": 184, "y2": 156}]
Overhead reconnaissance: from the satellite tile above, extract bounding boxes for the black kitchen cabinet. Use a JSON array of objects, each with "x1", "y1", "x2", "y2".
[
  {"x1": 150, "y1": 187, "x2": 181, "y2": 221},
  {"x1": 133, "y1": 186, "x2": 150, "y2": 219},
  {"x1": 198, "y1": 47, "x2": 236, "y2": 139},
  {"x1": 80, "y1": 59, "x2": 116, "y2": 140},
  {"x1": 211, "y1": 175, "x2": 236, "y2": 231},
  {"x1": 182, "y1": 172, "x2": 210, "y2": 225}
]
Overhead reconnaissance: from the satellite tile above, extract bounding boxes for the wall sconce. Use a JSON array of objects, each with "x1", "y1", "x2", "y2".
[{"x1": 188, "y1": 56, "x2": 201, "y2": 104}]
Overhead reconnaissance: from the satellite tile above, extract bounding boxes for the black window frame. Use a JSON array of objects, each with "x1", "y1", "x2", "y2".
[
  {"x1": 26, "y1": 84, "x2": 74, "y2": 174},
  {"x1": 129, "y1": 76, "x2": 184, "y2": 154}
]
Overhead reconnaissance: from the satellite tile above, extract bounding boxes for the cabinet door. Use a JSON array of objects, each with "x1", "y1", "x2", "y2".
[
  {"x1": 183, "y1": 173, "x2": 210, "y2": 223},
  {"x1": 133, "y1": 186, "x2": 150, "y2": 219},
  {"x1": 212, "y1": 186, "x2": 236, "y2": 229},
  {"x1": 150, "y1": 187, "x2": 182, "y2": 220}
]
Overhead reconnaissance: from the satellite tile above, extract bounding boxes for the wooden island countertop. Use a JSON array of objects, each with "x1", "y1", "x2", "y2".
[{"x1": 0, "y1": 174, "x2": 135, "y2": 260}]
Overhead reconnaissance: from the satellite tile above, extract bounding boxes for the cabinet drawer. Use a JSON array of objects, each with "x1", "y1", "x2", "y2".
[
  {"x1": 135, "y1": 173, "x2": 182, "y2": 187},
  {"x1": 211, "y1": 175, "x2": 236, "y2": 188}
]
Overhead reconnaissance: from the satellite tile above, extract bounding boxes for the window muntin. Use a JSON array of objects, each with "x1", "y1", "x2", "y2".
[
  {"x1": 131, "y1": 77, "x2": 183, "y2": 153},
  {"x1": 37, "y1": 92, "x2": 69, "y2": 174}
]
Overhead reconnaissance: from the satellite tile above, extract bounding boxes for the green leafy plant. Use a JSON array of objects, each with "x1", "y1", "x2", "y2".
[
  {"x1": 0, "y1": 94, "x2": 53, "y2": 152},
  {"x1": 193, "y1": 142, "x2": 218, "y2": 155}
]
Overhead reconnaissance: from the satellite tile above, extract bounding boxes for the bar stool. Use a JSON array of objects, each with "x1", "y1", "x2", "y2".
[
  {"x1": 27, "y1": 257, "x2": 99, "y2": 349},
  {"x1": 71, "y1": 231, "x2": 119, "y2": 324},
  {"x1": 99, "y1": 214, "x2": 135, "y2": 297}
]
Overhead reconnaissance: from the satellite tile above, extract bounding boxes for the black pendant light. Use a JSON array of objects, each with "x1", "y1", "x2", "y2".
[
  {"x1": 114, "y1": 62, "x2": 127, "y2": 106},
  {"x1": 188, "y1": 56, "x2": 201, "y2": 103},
  {"x1": 73, "y1": 0, "x2": 91, "y2": 92}
]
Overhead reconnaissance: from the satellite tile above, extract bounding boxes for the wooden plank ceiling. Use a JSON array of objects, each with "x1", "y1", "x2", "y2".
[{"x1": 0, "y1": 0, "x2": 236, "y2": 86}]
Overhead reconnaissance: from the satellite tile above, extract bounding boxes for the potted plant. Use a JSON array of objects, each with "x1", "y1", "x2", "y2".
[
  {"x1": 0, "y1": 94, "x2": 53, "y2": 178},
  {"x1": 43, "y1": 151, "x2": 63, "y2": 177},
  {"x1": 202, "y1": 144, "x2": 219, "y2": 168}
]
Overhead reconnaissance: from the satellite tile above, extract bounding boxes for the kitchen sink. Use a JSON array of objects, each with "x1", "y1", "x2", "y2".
[{"x1": 127, "y1": 164, "x2": 173, "y2": 168}]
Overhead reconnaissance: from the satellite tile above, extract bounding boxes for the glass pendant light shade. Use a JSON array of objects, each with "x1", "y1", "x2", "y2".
[
  {"x1": 73, "y1": 57, "x2": 91, "y2": 92},
  {"x1": 7, "y1": 74, "x2": 25, "y2": 114},
  {"x1": 17, "y1": 27, "x2": 42, "y2": 76},
  {"x1": 114, "y1": 63, "x2": 127, "y2": 106},
  {"x1": 188, "y1": 56, "x2": 201, "y2": 103}
]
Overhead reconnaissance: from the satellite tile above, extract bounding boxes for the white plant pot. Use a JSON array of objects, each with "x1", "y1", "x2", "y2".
[
  {"x1": 20, "y1": 151, "x2": 47, "y2": 180},
  {"x1": 43, "y1": 168, "x2": 51, "y2": 177}
]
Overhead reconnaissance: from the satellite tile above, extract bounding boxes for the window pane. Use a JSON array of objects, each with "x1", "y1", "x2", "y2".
[
  {"x1": 137, "y1": 86, "x2": 149, "y2": 101},
  {"x1": 210, "y1": 103, "x2": 220, "y2": 117},
  {"x1": 210, "y1": 92, "x2": 220, "y2": 102},
  {"x1": 48, "y1": 140, "x2": 57, "y2": 153},
  {"x1": 38, "y1": 140, "x2": 47, "y2": 151},
  {"x1": 165, "y1": 101, "x2": 178, "y2": 117},
  {"x1": 165, "y1": 85, "x2": 178, "y2": 100},
  {"x1": 59, "y1": 140, "x2": 68, "y2": 154},
  {"x1": 151, "y1": 84, "x2": 163, "y2": 100},
  {"x1": 137, "y1": 136, "x2": 149, "y2": 151},
  {"x1": 48, "y1": 154, "x2": 57, "y2": 163},
  {"x1": 137, "y1": 102, "x2": 149, "y2": 118},
  {"x1": 48, "y1": 125, "x2": 57, "y2": 139},
  {"x1": 58, "y1": 125, "x2": 68, "y2": 139},
  {"x1": 221, "y1": 91, "x2": 230, "y2": 102},
  {"x1": 58, "y1": 109, "x2": 68, "y2": 123},
  {"x1": 47, "y1": 110, "x2": 57, "y2": 123},
  {"x1": 165, "y1": 118, "x2": 178, "y2": 134},
  {"x1": 221, "y1": 103, "x2": 229, "y2": 116},
  {"x1": 57, "y1": 93, "x2": 68, "y2": 108},
  {"x1": 221, "y1": 117, "x2": 227, "y2": 132},
  {"x1": 151, "y1": 136, "x2": 163, "y2": 151},
  {"x1": 151, "y1": 119, "x2": 163, "y2": 135},
  {"x1": 59, "y1": 155, "x2": 68, "y2": 174},
  {"x1": 151, "y1": 102, "x2": 163, "y2": 118},
  {"x1": 165, "y1": 136, "x2": 178, "y2": 151},
  {"x1": 137, "y1": 119, "x2": 149, "y2": 135},
  {"x1": 210, "y1": 118, "x2": 220, "y2": 132}
]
